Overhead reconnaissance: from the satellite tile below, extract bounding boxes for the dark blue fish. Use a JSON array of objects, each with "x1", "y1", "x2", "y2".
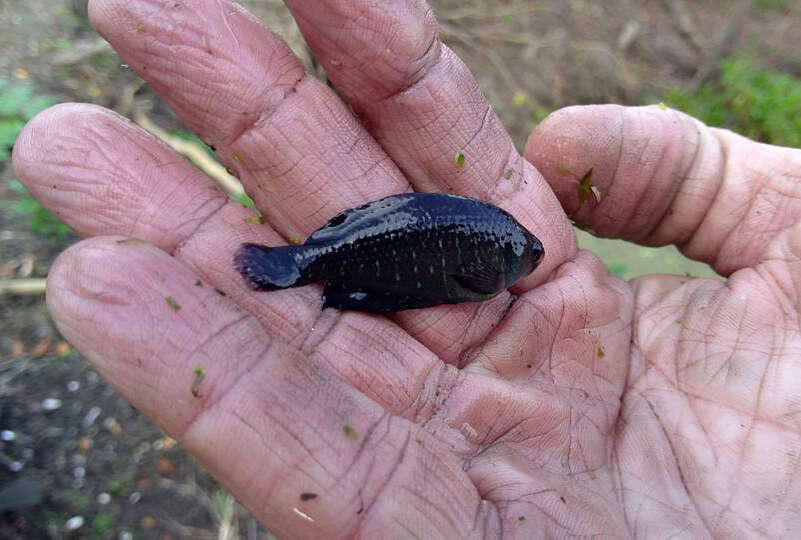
[{"x1": 234, "y1": 193, "x2": 544, "y2": 312}]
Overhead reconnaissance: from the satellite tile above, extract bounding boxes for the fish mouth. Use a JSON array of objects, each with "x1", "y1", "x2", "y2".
[
  {"x1": 525, "y1": 233, "x2": 545, "y2": 274},
  {"x1": 532, "y1": 241, "x2": 545, "y2": 265}
]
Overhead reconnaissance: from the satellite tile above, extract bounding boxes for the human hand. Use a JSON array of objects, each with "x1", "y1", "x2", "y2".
[{"x1": 13, "y1": 0, "x2": 801, "y2": 537}]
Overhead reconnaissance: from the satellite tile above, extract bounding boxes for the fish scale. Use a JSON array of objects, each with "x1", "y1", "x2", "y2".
[{"x1": 234, "y1": 193, "x2": 544, "y2": 313}]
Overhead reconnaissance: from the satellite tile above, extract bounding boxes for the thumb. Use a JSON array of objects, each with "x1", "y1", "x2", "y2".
[{"x1": 524, "y1": 104, "x2": 801, "y2": 277}]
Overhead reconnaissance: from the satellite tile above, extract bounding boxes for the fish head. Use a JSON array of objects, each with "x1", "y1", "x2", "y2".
[
  {"x1": 504, "y1": 229, "x2": 544, "y2": 285},
  {"x1": 521, "y1": 230, "x2": 545, "y2": 275}
]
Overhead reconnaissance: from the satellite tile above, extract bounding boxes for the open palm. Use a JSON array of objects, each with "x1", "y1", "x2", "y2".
[{"x1": 14, "y1": 1, "x2": 801, "y2": 537}]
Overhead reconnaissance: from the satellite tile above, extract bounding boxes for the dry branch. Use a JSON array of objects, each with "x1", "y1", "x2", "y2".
[
  {"x1": 689, "y1": 0, "x2": 751, "y2": 91},
  {"x1": 133, "y1": 113, "x2": 245, "y2": 199},
  {"x1": 663, "y1": 0, "x2": 704, "y2": 54},
  {"x1": 49, "y1": 38, "x2": 112, "y2": 66},
  {"x1": 0, "y1": 279, "x2": 47, "y2": 296}
]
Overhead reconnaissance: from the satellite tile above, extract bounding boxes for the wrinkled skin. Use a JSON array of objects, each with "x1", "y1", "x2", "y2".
[{"x1": 13, "y1": 1, "x2": 801, "y2": 538}]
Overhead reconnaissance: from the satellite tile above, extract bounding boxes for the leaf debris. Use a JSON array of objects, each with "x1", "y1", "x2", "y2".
[
  {"x1": 577, "y1": 168, "x2": 600, "y2": 206},
  {"x1": 454, "y1": 151, "x2": 466, "y2": 168},
  {"x1": 116, "y1": 238, "x2": 144, "y2": 245},
  {"x1": 191, "y1": 366, "x2": 206, "y2": 398},
  {"x1": 165, "y1": 296, "x2": 181, "y2": 311},
  {"x1": 343, "y1": 425, "x2": 359, "y2": 441}
]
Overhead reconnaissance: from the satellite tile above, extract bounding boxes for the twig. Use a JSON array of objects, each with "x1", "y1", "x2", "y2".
[
  {"x1": 689, "y1": 0, "x2": 751, "y2": 91},
  {"x1": 161, "y1": 517, "x2": 217, "y2": 540},
  {"x1": 439, "y1": 21, "x2": 521, "y2": 91},
  {"x1": 617, "y1": 21, "x2": 642, "y2": 52},
  {"x1": 662, "y1": 0, "x2": 704, "y2": 54},
  {"x1": 215, "y1": 492, "x2": 237, "y2": 540},
  {"x1": 114, "y1": 81, "x2": 145, "y2": 118},
  {"x1": 0, "y1": 279, "x2": 47, "y2": 296},
  {"x1": 438, "y1": 3, "x2": 553, "y2": 21},
  {"x1": 49, "y1": 38, "x2": 112, "y2": 66},
  {"x1": 450, "y1": 28, "x2": 545, "y2": 46},
  {"x1": 133, "y1": 113, "x2": 245, "y2": 199}
]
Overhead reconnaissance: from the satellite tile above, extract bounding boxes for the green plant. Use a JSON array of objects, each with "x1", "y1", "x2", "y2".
[
  {"x1": 170, "y1": 129, "x2": 256, "y2": 209},
  {"x1": 171, "y1": 129, "x2": 216, "y2": 156},
  {"x1": 43, "y1": 510, "x2": 70, "y2": 529},
  {"x1": 512, "y1": 90, "x2": 552, "y2": 127},
  {"x1": 8, "y1": 179, "x2": 72, "y2": 239},
  {"x1": 0, "y1": 79, "x2": 54, "y2": 162},
  {"x1": 1, "y1": 80, "x2": 69, "y2": 239},
  {"x1": 105, "y1": 471, "x2": 135, "y2": 497},
  {"x1": 63, "y1": 488, "x2": 91, "y2": 512},
  {"x1": 607, "y1": 264, "x2": 628, "y2": 279},
  {"x1": 753, "y1": 0, "x2": 791, "y2": 12},
  {"x1": 41, "y1": 354, "x2": 68, "y2": 373},
  {"x1": 105, "y1": 480, "x2": 125, "y2": 496},
  {"x1": 90, "y1": 511, "x2": 115, "y2": 537},
  {"x1": 664, "y1": 57, "x2": 801, "y2": 148}
]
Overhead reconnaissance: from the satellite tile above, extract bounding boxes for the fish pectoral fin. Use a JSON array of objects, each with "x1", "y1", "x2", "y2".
[
  {"x1": 322, "y1": 283, "x2": 434, "y2": 313},
  {"x1": 450, "y1": 264, "x2": 505, "y2": 295}
]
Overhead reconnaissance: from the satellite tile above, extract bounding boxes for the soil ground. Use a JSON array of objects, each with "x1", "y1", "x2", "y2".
[{"x1": 1, "y1": 1, "x2": 799, "y2": 538}]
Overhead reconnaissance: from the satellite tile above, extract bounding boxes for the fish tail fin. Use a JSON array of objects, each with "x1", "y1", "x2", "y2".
[{"x1": 234, "y1": 243, "x2": 308, "y2": 291}]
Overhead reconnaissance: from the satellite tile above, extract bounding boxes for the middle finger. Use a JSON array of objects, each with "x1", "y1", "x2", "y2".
[{"x1": 286, "y1": 0, "x2": 577, "y2": 286}]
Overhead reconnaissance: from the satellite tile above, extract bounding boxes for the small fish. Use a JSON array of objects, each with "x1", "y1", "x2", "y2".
[{"x1": 234, "y1": 193, "x2": 544, "y2": 313}]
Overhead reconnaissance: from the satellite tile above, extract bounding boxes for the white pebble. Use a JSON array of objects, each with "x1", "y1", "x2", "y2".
[
  {"x1": 97, "y1": 493, "x2": 111, "y2": 505},
  {"x1": 83, "y1": 406, "x2": 101, "y2": 428},
  {"x1": 73, "y1": 466, "x2": 86, "y2": 479},
  {"x1": 118, "y1": 532, "x2": 133, "y2": 540},
  {"x1": 129, "y1": 492, "x2": 141, "y2": 504},
  {"x1": 64, "y1": 516, "x2": 84, "y2": 531},
  {"x1": 0, "y1": 430, "x2": 15, "y2": 441},
  {"x1": 67, "y1": 381, "x2": 81, "y2": 392},
  {"x1": 135, "y1": 442, "x2": 151, "y2": 455},
  {"x1": 42, "y1": 398, "x2": 62, "y2": 411}
]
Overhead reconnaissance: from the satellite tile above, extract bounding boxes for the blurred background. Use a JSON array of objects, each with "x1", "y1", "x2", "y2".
[{"x1": 1, "y1": 0, "x2": 800, "y2": 538}]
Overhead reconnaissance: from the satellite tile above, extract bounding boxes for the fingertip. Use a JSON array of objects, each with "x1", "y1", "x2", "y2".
[
  {"x1": 13, "y1": 103, "x2": 71, "y2": 181},
  {"x1": 524, "y1": 104, "x2": 626, "y2": 218},
  {"x1": 524, "y1": 104, "x2": 705, "y2": 244},
  {"x1": 87, "y1": 0, "x2": 120, "y2": 37},
  {"x1": 46, "y1": 236, "x2": 110, "y2": 306},
  {"x1": 13, "y1": 103, "x2": 121, "y2": 187},
  {"x1": 45, "y1": 238, "x2": 80, "y2": 326},
  {"x1": 45, "y1": 237, "x2": 148, "y2": 360},
  {"x1": 46, "y1": 236, "x2": 148, "y2": 317}
]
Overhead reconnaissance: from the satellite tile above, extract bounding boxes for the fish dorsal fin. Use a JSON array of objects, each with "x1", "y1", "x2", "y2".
[
  {"x1": 306, "y1": 195, "x2": 417, "y2": 245},
  {"x1": 451, "y1": 261, "x2": 504, "y2": 295}
]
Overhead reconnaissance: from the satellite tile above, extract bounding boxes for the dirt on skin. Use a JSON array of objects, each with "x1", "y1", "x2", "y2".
[{"x1": 1, "y1": 0, "x2": 799, "y2": 538}]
